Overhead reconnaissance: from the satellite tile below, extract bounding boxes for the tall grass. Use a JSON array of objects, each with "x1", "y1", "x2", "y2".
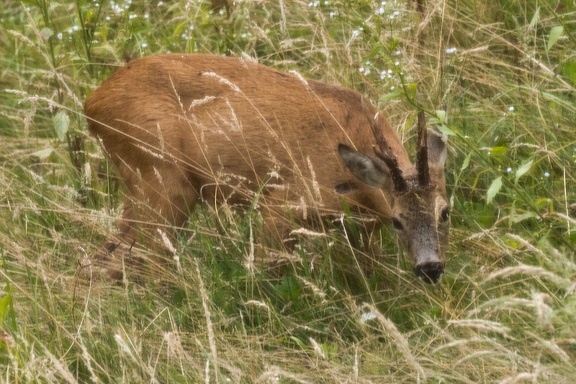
[{"x1": 1, "y1": 0, "x2": 575, "y2": 382}]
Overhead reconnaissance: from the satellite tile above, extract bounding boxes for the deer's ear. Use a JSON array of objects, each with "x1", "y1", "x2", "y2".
[
  {"x1": 338, "y1": 144, "x2": 390, "y2": 187},
  {"x1": 427, "y1": 131, "x2": 447, "y2": 167}
]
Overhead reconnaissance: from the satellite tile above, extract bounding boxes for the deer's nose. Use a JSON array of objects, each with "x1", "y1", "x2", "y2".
[{"x1": 414, "y1": 262, "x2": 444, "y2": 284}]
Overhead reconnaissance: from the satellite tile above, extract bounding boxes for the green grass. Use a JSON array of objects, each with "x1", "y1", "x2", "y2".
[{"x1": 1, "y1": 0, "x2": 576, "y2": 382}]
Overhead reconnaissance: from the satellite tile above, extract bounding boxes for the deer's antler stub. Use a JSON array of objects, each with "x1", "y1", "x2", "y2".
[
  {"x1": 416, "y1": 111, "x2": 430, "y2": 187},
  {"x1": 369, "y1": 112, "x2": 409, "y2": 193}
]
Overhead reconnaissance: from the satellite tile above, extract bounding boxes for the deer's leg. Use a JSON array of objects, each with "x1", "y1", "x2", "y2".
[
  {"x1": 121, "y1": 167, "x2": 198, "y2": 244},
  {"x1": 98, "y1": 160, "x2": 198, "y2": 279},
  {"x1": 252, "y1": 189, "x2": 314, "y2": 274}
]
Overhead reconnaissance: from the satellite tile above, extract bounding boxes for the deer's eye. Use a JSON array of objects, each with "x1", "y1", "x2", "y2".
[
  {"x1": 440, "y1": 207, "x2": 450, "y2": 223},
  {"x1": 392, "y1": 217, "x2": 404, "y2": 231}
]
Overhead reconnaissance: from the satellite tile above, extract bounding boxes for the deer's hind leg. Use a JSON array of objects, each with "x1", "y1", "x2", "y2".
[{"x1": 98, "y1": 158, "x2": 199, "y2": 280}]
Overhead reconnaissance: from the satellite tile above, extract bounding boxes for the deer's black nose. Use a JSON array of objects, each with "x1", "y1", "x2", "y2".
[{"x1": 414, "y1": 262, "x2": 444, "y2": 284}]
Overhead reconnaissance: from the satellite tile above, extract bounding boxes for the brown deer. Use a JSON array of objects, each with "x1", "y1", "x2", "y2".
[{"x1": 85, "y1": 54, "x2": 449, "y2": 283}]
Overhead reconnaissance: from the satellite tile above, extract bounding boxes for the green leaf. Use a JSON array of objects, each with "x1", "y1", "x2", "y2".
[
  {"x1": 487, "y1": 176, "x2": 502, "y2": 205},
  {"x1": 529, "y1": 7, "x2": 540, "y2": 30},
  {"x1": 515, "y1": 159, "x2": 533, "y2": 183},
  {"x1": 437, "y1": 124, "x2": 455, "y2": 136},
  {"x1": 40, "y1": 27, "x2": 53, "y2": 40},
  {"x1": 490, "y1": 146, "x2": 509, "y2": 157},
  {"x1": 511, "y1": 211, "x2": 538, "y2": 223},
  {"x1": 389, "y1": 39, "x2": 399, "y2": 51},
  {"x1": 379, "y1": 90, "x2": 404, "y2": 101},
  {"x1": 547, "y1": 26, "x2": 563, "y2": 50},
  {"x1": 85, "y1": 9, "x2": 93, "y2": 23},
  {"x1": 290, "y1": 336, "x2": 307, "y2": 350},
  {"x1": 0, "y1": 293, "x2": 12, "y2": 326},
  {"x1": 52, "y1": 110, "x2": 70, "y2": 142},
  {"x1": 31, "y1": 148, "x2": 54, "y2": 161},
  {"x1": 435, "y1": 109, "x2": 446, "y2": 124},
  {"x1": 562, "y1": 60, "x2": 576, "y2": 86},
  {"x1": 0, "y1": 288, "x2": 17, "y2": 331},
  {"x1": 536, "y1": 198, "x2": 553, "y2": 210},
  {"x1": 461, "y1": 152, "x2": 472, "y2": 171}
]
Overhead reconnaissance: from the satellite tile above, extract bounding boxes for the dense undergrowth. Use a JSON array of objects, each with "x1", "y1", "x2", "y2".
[{"x1": 1, "y1": 0, "x2": 575, "y2": 382}]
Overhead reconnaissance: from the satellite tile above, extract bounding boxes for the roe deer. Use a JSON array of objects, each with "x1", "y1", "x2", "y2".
[{"x1": 85, "y1": 54, "x2": 449, "y2": 283}]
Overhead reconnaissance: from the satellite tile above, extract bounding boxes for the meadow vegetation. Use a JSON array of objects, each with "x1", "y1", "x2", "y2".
[{"x1": 1, "y1": 0, "x2": 575, "y2": 382}]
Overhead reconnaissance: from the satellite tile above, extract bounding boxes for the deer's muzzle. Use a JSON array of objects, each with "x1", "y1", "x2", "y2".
[{"x1": 414, "y1": 262, "x2": 444, "y2": 284}]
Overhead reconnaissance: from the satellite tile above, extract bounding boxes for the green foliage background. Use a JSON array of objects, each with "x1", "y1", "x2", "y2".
[{"x1": 1, "y1": 0, "x2": 575, "y2": 382}]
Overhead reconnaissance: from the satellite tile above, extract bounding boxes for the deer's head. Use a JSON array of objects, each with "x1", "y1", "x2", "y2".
[{"x1": 339, "y1": 112, "x2": 449, "y2": 283}]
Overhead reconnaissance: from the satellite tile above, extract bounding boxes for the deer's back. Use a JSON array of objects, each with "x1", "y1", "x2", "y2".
[{"x1": 84, "y1": 54, "x2": 400, "y2": 215}]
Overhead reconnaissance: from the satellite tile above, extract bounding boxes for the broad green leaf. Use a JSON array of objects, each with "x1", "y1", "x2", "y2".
[
  {"x1": 529, "y1": 7, "x2": 540, "y2": 30},
  {"x1": 85, "y1": 9, "x2": 93, "y2": 23},
  {"x1": 536, "y1": 198, "x2": 553, "y2": 210},
  {"x1": 547, "y1": 26, "x2": 563, "y2": 50},
  {"x1": 0, "y1": 289, "x2": 17, "y2": 330},
  {"x1": 52, "y1": 110, "x2": 69, "y2": 142},
  {"x1": 562, "y1": 60, "x2": 576, "y2": 86},
  {"x1": 290, "y1": 336, "x2": 307, "y2": 350},
  {"x1": 437, "y1": 124, "x2": 455, "y2": 136},
  {"x1": 486, "y1": 176, "x2": 502, "y2": 205},
  {"x1": 31, "y1": 148, "x2": 54, "y2": 161},
  {"x1": 0, "y1": 293, "x2": 12, "y2": 324},
  {"x1": 435, "y1": 109, "x2": 446, "y2": 124},
  {"x1": 40, "y1": 27, "x2": 53, "y2": 40},
  {"x1": 461, "y1": 152, "x2": 472, "y2": 171},
  {"x1": 515, "y1": 159, "x2": 533, "y2": 183},
  {"x1": 379, "y1": 90, "x2": 404, "y2": 101},
  {"x1": 99, "y1": 26, "x2": 109, "y2": 42},
  {"x1": 511, "y1": 211, "x2": 538, "y2": 223},
  {"x1": 490, "y1": 146, "x2": 509, "y2": 157}
]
